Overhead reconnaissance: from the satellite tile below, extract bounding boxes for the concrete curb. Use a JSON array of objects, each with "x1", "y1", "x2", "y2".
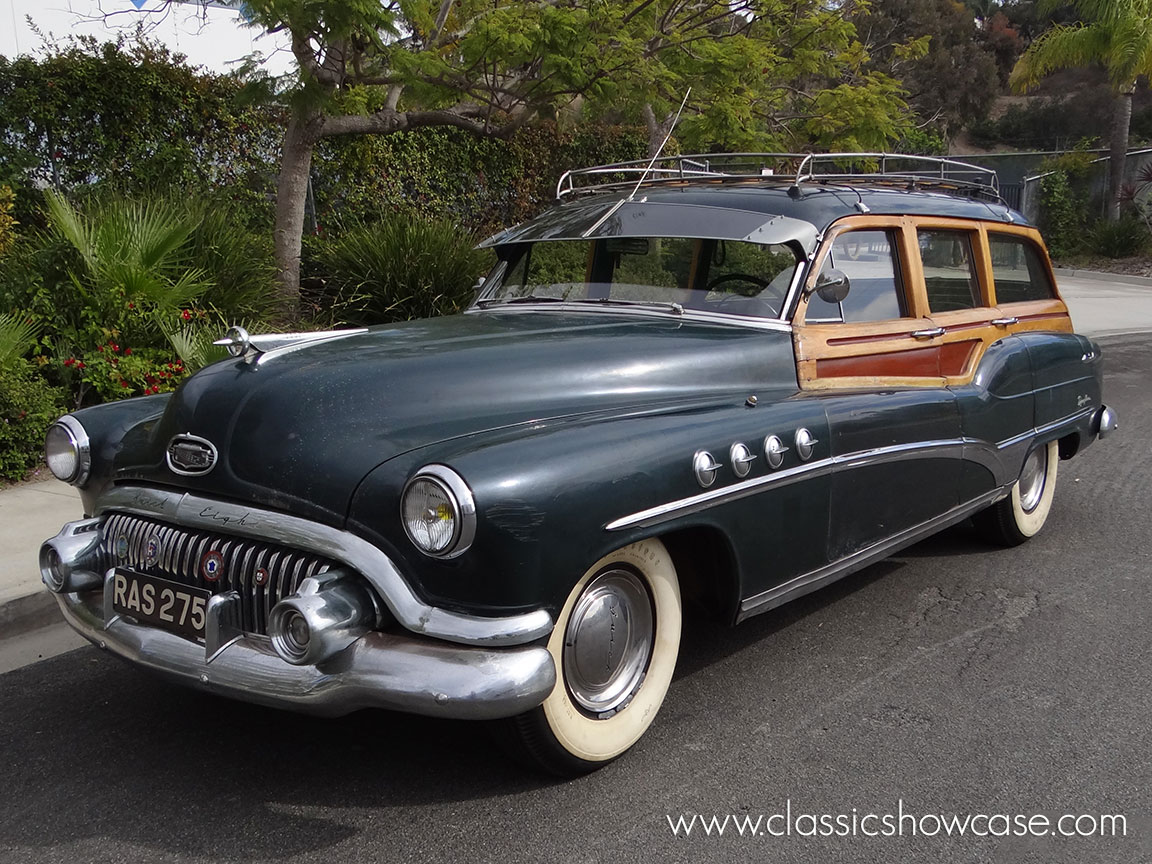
[
  {"x1": 1054, "y1": 268, "x2": 1152, "y2": 287},
  {"x1": 0, "y1": 589, "x2": 60, "y2": 642}
]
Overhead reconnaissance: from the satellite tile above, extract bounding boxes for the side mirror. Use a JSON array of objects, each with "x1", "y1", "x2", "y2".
[{"x1": 814, "y1": 268, "x2": 851, "y2": 304}]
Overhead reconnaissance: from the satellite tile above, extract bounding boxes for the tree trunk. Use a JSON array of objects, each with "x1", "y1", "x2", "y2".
[
  {"x1": 273, "y1": 111, "x2": 322, "y2": 318},
  {"x1": 1107, "y1": 83, "x2": 1135, "y2": 222},
  {"x1": 641, "y1": 103, "x2": 675, "y2": 158}
]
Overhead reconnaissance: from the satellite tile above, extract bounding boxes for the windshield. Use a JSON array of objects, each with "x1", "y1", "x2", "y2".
[{"x1": 476, "y1": 237, "x2": 801, "y2": 319}]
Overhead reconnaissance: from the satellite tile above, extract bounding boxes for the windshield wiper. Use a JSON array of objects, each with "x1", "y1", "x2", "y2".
[
  {"x1": 475, "y1": 295, "x2": 566, "y2": 307},
  {"x1": 570, "y1": 297, "x2": 684, "y2": 315}
]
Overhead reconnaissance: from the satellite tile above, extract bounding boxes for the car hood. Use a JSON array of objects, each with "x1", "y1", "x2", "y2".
[{"x1": 119, "y1": 311, "x2": 797, "y2": 524}]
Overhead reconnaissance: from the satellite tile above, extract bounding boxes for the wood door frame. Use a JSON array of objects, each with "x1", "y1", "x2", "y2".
[
  {"x1": 795, "y1": 216, "x2": 1073, "y2": 391},
  {"x1": 794, "y1": 215, "x2": 939, "y2": 389}
]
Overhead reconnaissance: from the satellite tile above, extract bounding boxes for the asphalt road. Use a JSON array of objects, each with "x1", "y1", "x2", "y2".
[{"x1": 2, "y1": 333, "x2": 1149, "y2": 864}]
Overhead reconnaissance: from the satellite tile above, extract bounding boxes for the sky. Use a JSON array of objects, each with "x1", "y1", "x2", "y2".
[{"x1": 2, "y1": 0, "x2": 293, "y2": 75}]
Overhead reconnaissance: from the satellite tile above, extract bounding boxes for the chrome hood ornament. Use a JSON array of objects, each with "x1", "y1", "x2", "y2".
[{"x1": 214, "y1": 325, "x2": 369, "y2": 366}]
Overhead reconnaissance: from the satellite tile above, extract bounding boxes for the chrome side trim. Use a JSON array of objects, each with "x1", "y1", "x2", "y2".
[
  {"x1": 995, "y1": 406, "x2": 1095, "y2": 452},
  {"x1": 605, "y1": 406, "x2": 1101, "y2": 532},
  {"x1": 57, "y1": 587, "x2": 556, "y2": 720},
  {"x1": 606, "y1": 439, "x2": 967, "y2": 531},
  {"x1": 737, "y1": 486, "x2": 1009, "y2": 620},
  {"x1": 95, "y1": 486, "x2": 553, "y2": 647}
]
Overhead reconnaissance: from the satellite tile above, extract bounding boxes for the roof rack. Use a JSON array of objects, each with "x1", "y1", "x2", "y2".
[{"x1": 555, "y1": 152, "x2": 1002, "y2": 203}]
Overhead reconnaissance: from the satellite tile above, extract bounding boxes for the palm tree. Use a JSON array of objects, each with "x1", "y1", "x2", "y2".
[{"x1": 1010, "y1": 0, "x2": 1152, "y2": 220}]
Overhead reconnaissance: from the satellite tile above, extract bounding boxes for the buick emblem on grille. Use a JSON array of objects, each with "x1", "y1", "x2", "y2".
[{"x1": 166, "y1": 434, "x2": 218, "y2": 476}]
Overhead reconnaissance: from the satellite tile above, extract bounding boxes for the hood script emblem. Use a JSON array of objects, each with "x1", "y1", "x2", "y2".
[{"x1": 167, "y1": 434, "x2": 218, "y2": 476}]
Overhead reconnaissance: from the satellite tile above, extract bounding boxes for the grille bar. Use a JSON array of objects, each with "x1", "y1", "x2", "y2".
[{"x1": 99, "y1": 513, "x2": 335, "y2": 636}]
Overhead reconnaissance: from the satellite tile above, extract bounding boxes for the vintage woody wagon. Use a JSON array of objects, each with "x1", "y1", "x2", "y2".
[{"x1": 39, "y1": 154, "x2": 1117, "y2": 775}]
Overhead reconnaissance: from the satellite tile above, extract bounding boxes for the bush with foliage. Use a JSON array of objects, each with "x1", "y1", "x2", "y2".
[
  {"x1": 0, "y1": 185, "x2": 15, "y2": 256},
  {"x1": 1035, "y1": 148, "x2": 1097, "y2": 259},
  {"x1": 314, "y1": 215, "x2": 493, "y2": 325},
  {"x1": 0, "y1": 313, "x2": 64, "y2": 482},
  {"x1": 969, "y1": 96, "x2": 1111, "y2": 151},
  {"x1": 0, "y1": 190, "x2": 267, "y2": 407},
  {"x1": 0, "y1": 38, "x2": 280, "y2": 231},
  {"x1": 1087, "y1": 215, "x2": 1149, "y2": 258}
]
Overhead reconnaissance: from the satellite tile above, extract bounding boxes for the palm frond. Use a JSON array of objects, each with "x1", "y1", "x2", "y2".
[
  {"x1": 0, "y1": 313, "x2": 39, "y2": 368},
  {"x1": 43, "y1": 190, "x2": 96, "y2": 271},
  {"x1": 1010, "y1": 24, "x2": 1112, "y2": 92}
]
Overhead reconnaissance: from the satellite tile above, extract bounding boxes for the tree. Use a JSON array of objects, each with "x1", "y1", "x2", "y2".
[
  {"x1": 855, "y1": 0, "x2": 1000, "y2": 140},
  {"x1": 1011, "y1": 0, "x2": 1152, "y2": 220},
  {"x1": 98, "y1": 1, "x2": 911, "y2": 315}
]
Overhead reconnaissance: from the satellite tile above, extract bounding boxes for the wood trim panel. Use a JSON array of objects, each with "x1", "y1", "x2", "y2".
[
  {"x1": 794, "y1": 215, "x2": 1073, "y2": 391},
  {"x1": 816, "y1": 345, "x2": 939, "y2": 378}
]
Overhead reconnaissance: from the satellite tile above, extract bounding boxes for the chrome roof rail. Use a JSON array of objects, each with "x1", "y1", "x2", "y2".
[{"x1": 556, "y1": 152, "x2": 1003, "y2": 203}]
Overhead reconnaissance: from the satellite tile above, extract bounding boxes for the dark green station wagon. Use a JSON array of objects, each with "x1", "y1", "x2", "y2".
[{"x1": 39, "y1": 154, "x2": 1117, "y2": 775}]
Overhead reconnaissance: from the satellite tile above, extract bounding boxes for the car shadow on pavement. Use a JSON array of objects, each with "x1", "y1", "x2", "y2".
[{"x1": 0, "y1": 646, "x2": 547, "y2": 859}]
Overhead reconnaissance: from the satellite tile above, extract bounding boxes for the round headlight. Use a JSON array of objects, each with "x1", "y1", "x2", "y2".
[
  {"x1": 401, "y1": 465, "x2": 476, "y2": 558},
  {"x1": 45, "y1": 417, "x2": 90, "y2": 486}
]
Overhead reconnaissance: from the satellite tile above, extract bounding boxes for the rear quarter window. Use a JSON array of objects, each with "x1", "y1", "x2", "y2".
[{"x1": 989, "y1": 234, "x2": 1056, "y2": 303}]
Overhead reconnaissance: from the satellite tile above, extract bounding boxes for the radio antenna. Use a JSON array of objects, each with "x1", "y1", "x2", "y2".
[{"x1": 582, "y1": 88, "x2": 692, "y2": 237}]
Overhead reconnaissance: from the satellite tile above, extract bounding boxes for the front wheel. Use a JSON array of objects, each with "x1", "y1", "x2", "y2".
[
  {"x1": 974, "y1": 440, "x2": 1059, "y2": 546},
  {"x1": 501, "y1": 538, "x2": 681, "y2": 776}
]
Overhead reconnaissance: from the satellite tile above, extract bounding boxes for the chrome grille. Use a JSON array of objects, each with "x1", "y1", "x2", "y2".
[{"x1": 99, "y1": 512, "x2": 335, "y2": 635}]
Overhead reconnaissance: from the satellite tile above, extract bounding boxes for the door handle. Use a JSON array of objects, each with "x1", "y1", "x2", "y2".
[
  {"x1": 991, "y1": 317, "x2": 1019, "y2": 327},
  {"x1": 911, "y1": 327, "x2": 945, "y2": 340}
]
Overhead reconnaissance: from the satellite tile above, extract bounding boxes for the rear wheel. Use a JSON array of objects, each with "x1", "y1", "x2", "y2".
[
  {"x1": 502, "y1": 539, "x2": 681, "y2": 776},
  {"x1": 975, "y1": 440, "x2": 1059, "y2": 546}
]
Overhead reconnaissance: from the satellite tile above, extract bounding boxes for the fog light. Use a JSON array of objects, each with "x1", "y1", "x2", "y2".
[
  {"x1": 39, "y1": 518, "x2": 105, "y2": 594},
  {"x1": 270, "y1": 608, "x2": 311, "y2": 664},
  {"x1": 40, "y1": 547, "x2": 65, "y2": 593},
  {"x1": 268, "y1": 570, "x2": 377, "y2": 666}
]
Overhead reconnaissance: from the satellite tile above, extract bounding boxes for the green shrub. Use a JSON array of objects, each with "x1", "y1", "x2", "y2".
[
  {"x1": 0, "y1": 359, "x2": 64, "y2": 482},
  {"x1": 0, "y1": 185, "x2": 15, "y2": 257},
  {"x1": 1087, "y1": 216, "x2": 1149, "y2": 258},
  {"x1": 315, "y1": 215, "x2": 494, "y2": 324}
]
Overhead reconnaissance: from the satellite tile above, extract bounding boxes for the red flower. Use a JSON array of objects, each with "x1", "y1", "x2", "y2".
[
  {"x1": 127, "y1": 302, "x2": 135, "y2": 310},
  {"x1": 110, "y1": 357, "x2": 118, "y2": 366},
  {"x1": 97, "y1": 345, "x2": 104, "y2": 353},
  {"x1": 181, "y1": 310, "x2": 192, "y2": 321},
  {"x1": 120, "y1": 380, "x2": 130, "y2": 389},
  {"x1": 124, "y1": 348, "x2": 132, "y2": 356},
  {"x1": 111, "y1": 343, "x2": 119, "y2": 352},
  {"x1": 64, "y1": 358, "x2": 75, "y2": 367}
]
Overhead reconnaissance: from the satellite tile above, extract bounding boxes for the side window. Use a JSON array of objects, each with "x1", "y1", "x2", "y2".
[
  {"x1": 918, "y1": 229, "x2": 981, "y2": 312},
  {"x1": 988, "y1": 234, "x2": 1056, "y2": 303},
  {"x1": 807, "y1": 229, "x2": 907, "y2": 323}
]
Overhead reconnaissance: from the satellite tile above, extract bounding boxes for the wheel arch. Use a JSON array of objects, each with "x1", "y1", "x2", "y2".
[{"x1": 657, "y1": 524, "x2": 741, "y2": 625}]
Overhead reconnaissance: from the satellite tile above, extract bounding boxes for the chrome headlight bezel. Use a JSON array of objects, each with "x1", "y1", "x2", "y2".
[
  {"x1": 401, "y1": 465, "x2": 476, "y2": 559},
  {"x1": 44, "y1": 415, "x2": 91, "y2": 487}
]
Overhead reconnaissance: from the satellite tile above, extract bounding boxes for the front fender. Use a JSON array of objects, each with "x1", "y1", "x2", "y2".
[
  {"x1": 347, "y1": 390, "x2": 829, "y2": 618},
  {"x1": 61, "y1": 394, "x2": 171, "y2": 513}
]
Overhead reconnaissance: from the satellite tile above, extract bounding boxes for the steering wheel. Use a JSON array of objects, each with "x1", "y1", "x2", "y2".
[{"x1": 704, "y1": 272, "x2": 773, "y2": 293}]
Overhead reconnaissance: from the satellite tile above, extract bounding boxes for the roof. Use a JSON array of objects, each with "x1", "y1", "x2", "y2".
[{"x1": 481, "y1": 183, "x2": 1029, "y2": 254}]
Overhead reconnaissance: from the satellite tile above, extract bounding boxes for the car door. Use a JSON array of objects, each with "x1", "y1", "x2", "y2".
[{"x1": 793, "y1": 216, "x2": 962, "y2": 560}]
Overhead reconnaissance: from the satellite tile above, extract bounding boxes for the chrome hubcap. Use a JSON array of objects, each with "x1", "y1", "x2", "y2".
[
  {"x1": 1018, "y1": 446, "x2": 1048, "y2": 513},
  {"x1": 563, "y1": 568, "x2": 654, "y2": 717}
]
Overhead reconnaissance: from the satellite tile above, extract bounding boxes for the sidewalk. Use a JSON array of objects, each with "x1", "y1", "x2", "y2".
[
  {"x1": 0, "y1": 268, "x2": 1149, "y2": 642},
  {"x1": 0, "y1": 478, "x2": 83, "y2": 636}
]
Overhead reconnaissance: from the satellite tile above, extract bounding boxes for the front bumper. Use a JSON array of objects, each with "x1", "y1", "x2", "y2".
[{"x1": 55, "y1": 581, "x2": 557, "y2": 720}]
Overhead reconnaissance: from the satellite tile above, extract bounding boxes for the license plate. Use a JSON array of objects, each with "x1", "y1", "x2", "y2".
[{"x1": 111, "y1": 570, "x2": 210, "y2": 641}]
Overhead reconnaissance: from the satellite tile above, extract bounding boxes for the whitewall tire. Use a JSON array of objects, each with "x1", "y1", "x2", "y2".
[
  {"x1": 503, "y1": 538, "x2": 681, "y2": 775},
  {"x1": 975, "y1": 440, "x2": 1059, "y2": 546}
]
